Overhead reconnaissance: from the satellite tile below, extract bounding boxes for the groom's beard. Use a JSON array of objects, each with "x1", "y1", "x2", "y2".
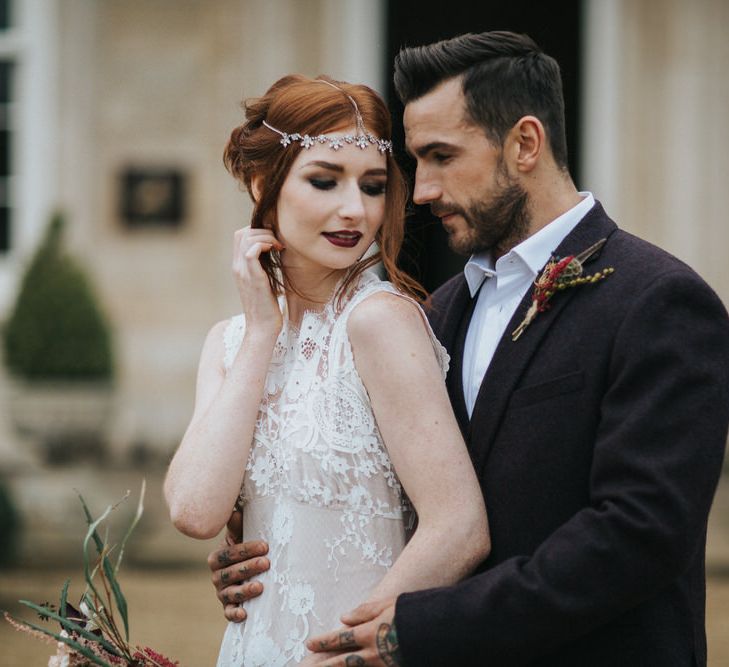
[{"x1": 436, "y1": 175, "x2": 530, "y2": 258}]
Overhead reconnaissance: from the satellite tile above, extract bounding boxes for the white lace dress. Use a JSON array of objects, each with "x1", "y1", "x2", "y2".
[{"x1": 215, "y1": 270, "x2": 449, "y2": 667}]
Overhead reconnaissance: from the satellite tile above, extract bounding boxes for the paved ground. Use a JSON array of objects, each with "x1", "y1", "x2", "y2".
[
  {"x1": 705, "y1": 466, "x2": 729, "y2": 665},
  {"x1": 708, "y1": 464, "x2": 729, "y2": 576},
  {"x1": 2, "y1": 569, "x2": 729, "y2": 666},
  {"x1": 1, "y1": 566, "x2": 223, "y2": 666}
]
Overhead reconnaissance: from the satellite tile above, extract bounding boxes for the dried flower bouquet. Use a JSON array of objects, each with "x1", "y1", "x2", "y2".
[{"x1": 3, "y1": 481, "x2": 180, "y2": 667}]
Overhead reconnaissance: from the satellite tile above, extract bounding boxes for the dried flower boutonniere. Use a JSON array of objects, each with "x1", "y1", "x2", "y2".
[{"x1": 511, "y1": 238, "x2": 614, "y2": 341}]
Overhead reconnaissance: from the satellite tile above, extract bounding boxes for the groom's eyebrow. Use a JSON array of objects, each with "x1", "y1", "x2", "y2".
[{"x1": 407, "y1": 141, "x2": 458, "y2": 159}]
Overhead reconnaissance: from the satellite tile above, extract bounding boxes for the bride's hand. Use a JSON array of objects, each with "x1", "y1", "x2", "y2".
[{"x1": 232, "y1": 226, "x2": 284, "y2": 336}]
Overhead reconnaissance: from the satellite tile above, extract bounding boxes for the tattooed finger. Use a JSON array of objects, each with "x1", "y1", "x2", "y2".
[
  {"x1": 376, "y1": 622, "x2": 402, "y2": 667},
  {"x1": 318, "y1": 628, "x2": 358, "y2": 652},
  {"x1": 338, "y1": 630, "x2": 358, "y2": 650}
]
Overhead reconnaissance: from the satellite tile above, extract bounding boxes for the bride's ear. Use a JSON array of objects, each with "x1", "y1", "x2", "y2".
[{"x1": 251, "y1": 175, "x2": 264, "y2": 203}]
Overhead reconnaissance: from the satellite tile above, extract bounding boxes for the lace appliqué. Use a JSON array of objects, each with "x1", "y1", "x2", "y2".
[{"x1": 218, "y1": 273, "x2": 448, "y2": 666}]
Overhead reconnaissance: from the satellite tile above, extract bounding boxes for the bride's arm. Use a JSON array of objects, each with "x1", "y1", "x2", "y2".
[
  {"x1": 164, "y1": 228, "x2": 282, "y2": 540},
  {"x1": 348, "y1": 292, "x2": 490, "y2": 599},
  {"x1": 163, "y1": 319, "x2": 277, "y2": 539}
]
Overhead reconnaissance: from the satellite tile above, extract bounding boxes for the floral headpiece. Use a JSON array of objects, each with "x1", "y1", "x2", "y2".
[{"x1": 262, "y1": 79, "x2": 393, "y2": 154}]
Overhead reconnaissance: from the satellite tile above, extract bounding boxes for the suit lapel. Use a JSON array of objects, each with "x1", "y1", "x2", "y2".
[
  {"x1": 467, "y1": 203, "x2": 618, "y2": 476},
  {"x1": 449, "y1": 286, "x2": 481, "y2": 436},
  {"x1": 430, "y1": 278, "x2": 470, "y2": 355}
]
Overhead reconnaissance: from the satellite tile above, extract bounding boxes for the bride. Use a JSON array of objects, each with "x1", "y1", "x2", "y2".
[{"x1": 164, "y1": 74, "x2": 489, "y2": 666}]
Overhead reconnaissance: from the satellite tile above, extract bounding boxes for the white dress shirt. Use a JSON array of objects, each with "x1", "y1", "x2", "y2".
[{"x1": 462, "y1": 192, "x2": 595, "y2": 416}]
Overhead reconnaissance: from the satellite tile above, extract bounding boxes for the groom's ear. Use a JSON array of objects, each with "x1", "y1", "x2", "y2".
[{"x1": 509, "y1": 115, "x2": 545, "y2": 174}]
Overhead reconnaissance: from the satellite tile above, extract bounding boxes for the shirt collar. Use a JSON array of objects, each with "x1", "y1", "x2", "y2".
[
  {"x1": 464, "y1": 253, "x2": 496, "y2": 296},
  {"x1": 463, "y1": 192, "x2": 595, "y2": 296},
  {"x1": 511, "y1": 192, "x2": 595, "y2": 275}
]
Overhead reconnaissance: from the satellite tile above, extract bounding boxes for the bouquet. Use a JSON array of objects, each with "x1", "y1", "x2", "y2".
[{"x1": 3, "y1": 481, "x2": 181, "y2": 666}]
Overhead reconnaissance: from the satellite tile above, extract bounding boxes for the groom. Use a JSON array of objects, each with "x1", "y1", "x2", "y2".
[{"x1": 209, "y1": 32, "x2": 729, "y2": 665}]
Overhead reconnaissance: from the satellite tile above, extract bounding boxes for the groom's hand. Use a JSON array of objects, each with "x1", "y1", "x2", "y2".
[
  {"x1": 207, "y1": 510, "x2": 270, "y2": 622},
  {"x1": 303, "y1": 597, "x2": 402, "y2": 666}
]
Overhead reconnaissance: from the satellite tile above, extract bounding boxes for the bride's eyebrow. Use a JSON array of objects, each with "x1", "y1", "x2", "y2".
[
  {"x1": 300, "y1": 160, "x2": 343, "y2": 172},
  {"x1": 299, "y1": 162, "x2": 387, "y2": 178}
]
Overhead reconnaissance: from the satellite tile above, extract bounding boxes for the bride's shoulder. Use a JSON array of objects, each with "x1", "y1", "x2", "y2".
[
  {"x1": 202, "y1": 313, "x2": 245, "y2": 347},
  {"x1": 344, "y1": 275, "x2": 449, "y2": 376},
  {"x1": 208, "y1": 313, "x2": 245, "y2": 371},
  {"x1": 346, "y1": 285, "x2": 425, "y2": 342},
  {"x1": 221, "y1": 312, "x2": 246, "y2": 336}
]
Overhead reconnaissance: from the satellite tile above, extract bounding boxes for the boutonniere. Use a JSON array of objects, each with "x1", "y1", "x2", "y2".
[{"x1": 511, "y1": 238, "x2": 614, "y2": 341}]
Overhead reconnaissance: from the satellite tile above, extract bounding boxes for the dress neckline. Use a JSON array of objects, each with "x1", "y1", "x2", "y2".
[{"x1": 281, "y1": 269, "x2": 378, "y2": 334}]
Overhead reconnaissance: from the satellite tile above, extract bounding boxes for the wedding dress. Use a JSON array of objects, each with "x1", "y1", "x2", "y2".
[{"x1": 215, "y1": 270, "x2": 448, "y2": 666}]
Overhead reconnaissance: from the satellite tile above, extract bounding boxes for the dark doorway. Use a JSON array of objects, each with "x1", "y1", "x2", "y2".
[{"x1": 385, "y1": 1, "x2": 583, "y2": 292}]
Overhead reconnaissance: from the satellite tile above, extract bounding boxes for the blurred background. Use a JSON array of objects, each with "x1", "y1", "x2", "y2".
[{"x1": 0, "y1": 0, "x2": 727, "y2": 664}]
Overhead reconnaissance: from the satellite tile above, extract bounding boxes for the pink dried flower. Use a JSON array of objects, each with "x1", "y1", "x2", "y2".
[{"x1": 132, "y1": 646, "x2": 180, "y2": 666}]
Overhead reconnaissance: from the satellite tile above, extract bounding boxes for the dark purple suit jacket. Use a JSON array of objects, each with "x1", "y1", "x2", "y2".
[{"x1": 395, "y1": 203, "x2": 729, "y2": 665}]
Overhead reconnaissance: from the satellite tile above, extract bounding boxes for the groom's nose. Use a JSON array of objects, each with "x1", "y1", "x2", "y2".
[{"x1": 412, "y1": 169, "x2": 442, "y2": 205}]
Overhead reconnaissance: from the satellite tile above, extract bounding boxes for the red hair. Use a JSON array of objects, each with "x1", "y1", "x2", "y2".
[{"x1": 223, "y1": 74, "x2": 424, "y2": 302}]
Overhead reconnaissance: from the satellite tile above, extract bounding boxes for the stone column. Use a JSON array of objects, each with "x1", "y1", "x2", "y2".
[
  {"x1": 0, "y1": 0, "x2": 62, "y2": 312},
  {"x1": 581, "y1": 0, "x2": 729, "y2": 304}
]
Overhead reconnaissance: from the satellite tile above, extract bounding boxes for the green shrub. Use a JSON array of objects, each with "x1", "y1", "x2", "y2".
[{"x1": 2, "y1": 212, "x2": 114, "y2": 380}]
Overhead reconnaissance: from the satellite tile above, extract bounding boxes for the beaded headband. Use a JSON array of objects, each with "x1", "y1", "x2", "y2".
[{"x1": 262, "y1": 79, "x2": 393, "y2": 155}]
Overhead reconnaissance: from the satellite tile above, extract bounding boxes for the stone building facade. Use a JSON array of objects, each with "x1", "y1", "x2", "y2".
[{"x1": 0, "y1": 0, "x2": 727, "y2": 460}]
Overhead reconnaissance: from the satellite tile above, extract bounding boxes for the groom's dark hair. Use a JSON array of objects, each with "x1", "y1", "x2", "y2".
[{"x1": 394, "y1": 31, "x2": 569, "y2": 170}]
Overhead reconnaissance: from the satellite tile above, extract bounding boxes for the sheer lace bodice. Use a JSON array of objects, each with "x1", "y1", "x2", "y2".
[{"x1": 216, "y1": 271, "x2": 449, "y2": 666}]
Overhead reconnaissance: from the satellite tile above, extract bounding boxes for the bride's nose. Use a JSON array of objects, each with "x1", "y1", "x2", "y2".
[{"x1": 337, "y1": 184, "x2": 366, "y2": 220}]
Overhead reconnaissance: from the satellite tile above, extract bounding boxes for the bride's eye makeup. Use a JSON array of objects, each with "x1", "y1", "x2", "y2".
[
  {"x1": 360, "y1": 181, "x2": 386, "y2": 197},
  {"x1": 309, "y1": 178, "x2": 337, "y2": 191}
]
